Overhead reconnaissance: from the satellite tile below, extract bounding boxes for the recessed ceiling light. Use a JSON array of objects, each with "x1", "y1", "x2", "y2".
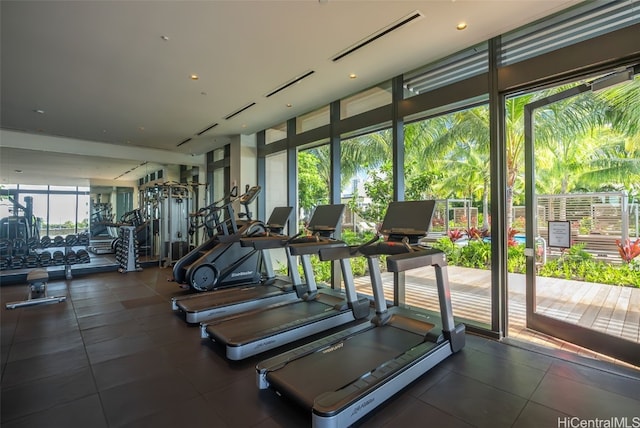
[
  {"x1": 33, "y1": 109, "x2": 45, "y2": 114},
  {"x1": 14, "y1": 169, "x2": 23, "y2": 173},
  {"x1": 456, "y1": 22, "x2": 467, "y2": 30},
  {"x1": 201, "y1": 91, "x2": 207, "y2": 96},
  {"x1": 286, "y1": 103, "x2": 292, "y2": 108},
  {"x1": 349, "y1": 73, "x2": 357, "y2": 79},
  {"x1": 190, "y1": 74, "x2": 199, "y2": 80},
  {"x1": 161, "y1": 35, "x2": 170, "y2": 41},
  {"x1": 138, "y1": 126, "x2": 145, "y2": 131}
]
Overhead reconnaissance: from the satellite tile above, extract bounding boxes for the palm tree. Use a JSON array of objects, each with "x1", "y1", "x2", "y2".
[
  {"x1": 579, "y1": 77, "x2": 640, "y2": 195},
  {"x1": 504, "y1": 94, "x2": 531, "y2": 229},
  {"x1": 532, "y1": 88, "x2": 604, "y2": 195},
  {"x1": 446, "y1": 106, "x2": 491, "y2": 229},
  {"x1": 404, "y1": 114, "x2": 459, "y2": 201}
]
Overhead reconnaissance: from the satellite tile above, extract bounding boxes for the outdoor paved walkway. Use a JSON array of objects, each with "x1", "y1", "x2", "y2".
[{"x1": 354, "y1": 266, "x2": 640, "y2": 367}]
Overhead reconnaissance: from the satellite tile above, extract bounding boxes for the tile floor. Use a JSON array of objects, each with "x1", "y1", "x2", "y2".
[{"x1": 1, "y1": 267, "x2": 639, "y2": 427}]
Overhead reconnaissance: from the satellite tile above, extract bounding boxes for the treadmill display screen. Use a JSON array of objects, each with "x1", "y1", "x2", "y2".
[
  {"x1": 307, "y1": 204, "x2": 345, "y2": 231},
  {"x1": 380, "y1": 200, "x2": 436, "y2": 237},
  {"x1": 267, "y1": 206, "x2": 293, "y2": 228}
]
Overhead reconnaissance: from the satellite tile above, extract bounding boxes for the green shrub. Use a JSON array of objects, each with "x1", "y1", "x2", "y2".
[
  {"x1": 279, "y1": 233, "x2": 640, "y2": 288},
  {"x1": 507, "y1": 245, "x2": 526, "y2": 273},
  {"x1": 537, "y1": 244, "x2": 640, "y2": 286},
  {"x1": 431, "y1": 236, "x2": 461, "y2": 265},
  {"x1": 275, "y1": 230, "x2": 379, "y2": 283},
  {"x1": 459, "y1": 240, "x2": 491, "y2": 269}
]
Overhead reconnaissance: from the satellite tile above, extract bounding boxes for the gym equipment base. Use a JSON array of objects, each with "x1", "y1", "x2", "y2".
[
  {"x1": 5, "y1": 268, "x2": 67, "y2": 309},
  {"x1": 6, "y1": 295, "x2": 67, "y2": 309}
]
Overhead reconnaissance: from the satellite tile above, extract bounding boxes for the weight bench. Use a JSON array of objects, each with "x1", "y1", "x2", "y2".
[{"x1": 5, "y1": 268, "x2": 67, "y2": 309}]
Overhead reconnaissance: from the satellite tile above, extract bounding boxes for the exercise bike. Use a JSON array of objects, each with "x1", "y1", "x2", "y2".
[{"x1": 172, "y1": 185, "x2": 267, "y2": 292}]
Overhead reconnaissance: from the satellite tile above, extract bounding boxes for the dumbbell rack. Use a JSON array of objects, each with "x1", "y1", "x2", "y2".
[
  {"x1": 0, "y1": 233, "x2": 91, "y2": 275},
  {"x1": 116, "y1": 226, "x2": 142, "y2": 273}
]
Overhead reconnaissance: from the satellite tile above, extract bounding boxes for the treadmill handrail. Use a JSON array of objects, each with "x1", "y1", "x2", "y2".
[
  {"x1": 288, "y1": 238, "x2": 346, "y2": 256},
  {"x1": 386, "y1": 248, "x2": 447, "y2": 272},
  {"x1": 318, "y1": 233, "x2": 382, "y2": 261}
]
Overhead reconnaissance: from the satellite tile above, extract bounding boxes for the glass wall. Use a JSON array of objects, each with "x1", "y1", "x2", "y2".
[
  {"x1": 265, "y1": 122, "x2": 287, "y2": 144},
  {"x1": 340, "y1": 129, "x2": 392, "y2": 230},
  {"x1": 340, "y1": 129, "x2": 393, "y2": 298},
  {"x1": 297, "y1": 145, "x2": 330, "y2": 226},
  {"x1": 401, "y1": 104, "x2": 493, "y2": 329},
  {"x1": 296, "y1": 144, "x2": 331, "y2": 284},
  {"x1": 248, "y1": 0, "x2": 639, "y2": 361},
  {"x1": 297, "y1": 106, "x2": 330, "y2": 134},
  {"x1": 340, "y1": 82, "x2": 392, "y2": 119}
]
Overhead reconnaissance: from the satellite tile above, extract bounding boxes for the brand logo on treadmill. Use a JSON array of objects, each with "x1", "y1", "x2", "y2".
[
  {"x1": 256, "y1": 339, "x2": 276, "y2": 349},
  {"x1": 231, "y1": 270, "x2": 253, "y2": 278},
  {"x1": 322, "y1": 342, "x2": 344, "y2": 354},
  {"x1": 350, "y1": 397, "x2": 375, "y2": 417}
]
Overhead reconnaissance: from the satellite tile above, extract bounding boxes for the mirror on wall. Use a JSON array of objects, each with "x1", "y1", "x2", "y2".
[{"x1": 89, "y1": 186, "x2": 134, "y2": 239}]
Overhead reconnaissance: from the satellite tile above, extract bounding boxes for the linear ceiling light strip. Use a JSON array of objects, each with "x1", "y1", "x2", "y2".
[{"x1": 332, "y1": 10, "x2": 424, "y2": 62}]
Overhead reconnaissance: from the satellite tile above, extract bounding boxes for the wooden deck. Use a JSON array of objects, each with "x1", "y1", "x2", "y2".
[{"x1": 353, "y1": 266, "x2": 640, "y2": 362}]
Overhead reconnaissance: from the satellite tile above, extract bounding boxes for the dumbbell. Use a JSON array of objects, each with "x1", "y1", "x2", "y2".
[{"x1": 39, "y1": 251, "x2": 52, "y2": 267}]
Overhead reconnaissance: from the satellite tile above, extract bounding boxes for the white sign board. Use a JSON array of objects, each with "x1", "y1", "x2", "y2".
[{"x1": 548, "y1": 221, "x2": 571, "y2": 248}]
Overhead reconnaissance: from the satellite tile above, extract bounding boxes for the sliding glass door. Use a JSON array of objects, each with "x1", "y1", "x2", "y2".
[{"x1": 522, "y1": 69, "x2": 640, "y2": 366}]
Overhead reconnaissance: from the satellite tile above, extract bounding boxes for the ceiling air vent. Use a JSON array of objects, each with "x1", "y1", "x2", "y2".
[
  {"x1": 265, "y1": 70, "x2": 316, "y2": 98},
  {"x1": 224, "y1": 102, "x2": 256, "y2": 120},
  {"x1": 176, "y1": 137, "x2": 192, "y2": 147},
  {"x1": 332, "y1": 10, "x2": 424, "y2": 62},
  {"x1": 196, "y1": 122, "x2": 218, "y2": 136}
]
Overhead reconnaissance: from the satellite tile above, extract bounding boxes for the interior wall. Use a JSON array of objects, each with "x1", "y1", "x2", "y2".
[{"x1": 229, "y1": 134, "x2": 258, "y2": 216}]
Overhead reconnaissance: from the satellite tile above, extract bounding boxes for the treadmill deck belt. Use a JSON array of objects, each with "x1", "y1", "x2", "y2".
[
  {"x1": 265, "y1": 325, "x2": 429, "y2": 408},
  {"x1": 206, "y1": 297, "x2": 345, "y2": 344},
  {"x1": 178, "y1": 283, "x2": 286, "y2": 313}
]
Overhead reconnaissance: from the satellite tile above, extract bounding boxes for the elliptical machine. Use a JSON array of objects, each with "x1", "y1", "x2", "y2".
[{"x1": 172, "y1": 185, "x2": 266, "y2": 292}]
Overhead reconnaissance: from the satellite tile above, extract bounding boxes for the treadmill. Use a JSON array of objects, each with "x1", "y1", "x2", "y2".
[
  {"x1": 256, "y1": 200, "x2": 466, "y2": 428},
  {"x1": 171, "y1": 206, "x2": 298, "y2": 323},
  {"x1": 200, "y1": 204, "x2": 371, "y2": 361}
]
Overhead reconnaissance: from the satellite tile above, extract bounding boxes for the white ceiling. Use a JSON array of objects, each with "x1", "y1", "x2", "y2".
[{"x1": 0, "y1": 0, "x2": 582, "y2": 184}]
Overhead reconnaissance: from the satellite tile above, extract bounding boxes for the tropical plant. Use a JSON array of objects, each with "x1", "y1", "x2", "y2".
[
  {"x1": 616, "y1": 238, "x2": 640, "y2": 263},
  {"x1": 466, "y1": 226, "x2": 489, "y2": 240},
  {"x1": 447, "y1": 229, "x2": 464, "y2": 242},
  {"x1": 507, "y1": 228, "x2": 520, "y2": 247},
  {"x1": 507, "y1": 245, "x2": 526, "y2": 273},
  {"x1": 459, "y1": 240, "x2": 491, "y2": 269}
]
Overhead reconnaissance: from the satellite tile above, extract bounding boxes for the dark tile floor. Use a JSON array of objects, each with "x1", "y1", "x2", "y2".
[{"x1": 1, "y1": 268, "x2": 639, "y2": 427}]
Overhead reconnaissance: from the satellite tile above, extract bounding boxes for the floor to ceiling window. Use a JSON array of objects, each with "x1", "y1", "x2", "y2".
[
  {"x1": 297, "y1": 144, "x2": 330, "y2": 228},
  {"x1": 252, "y1": 0, "x2": 639, "y2": 363},
  {"x1": 294, "y1": 143, "x2": 331, "y2": 283},
  {"x1": 340, "y1": 129, "x2": 393, "y2": 297},
  {"x1": 0, "y1": 184, "x2": 91, "y2": 239},
  {"x1": 400, "y1": 104, "x2": 493, "y2": 330}
]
